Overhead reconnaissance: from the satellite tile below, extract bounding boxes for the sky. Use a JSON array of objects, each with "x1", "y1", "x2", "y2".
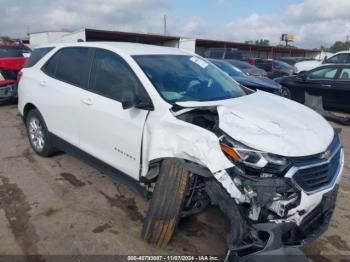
[{"x1": 1, "y1": 0, "x2": 350, "y2": 48}]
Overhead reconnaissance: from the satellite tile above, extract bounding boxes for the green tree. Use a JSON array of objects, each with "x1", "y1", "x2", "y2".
[
  {"x1": 255, "y1": 39, "x2": 270, "y2": 46},
  {"x1": 328, "y1": 41, "x2": 350, "y2": 53},
  {"x1": 0, "y1": 36, "x2": 13, "y2": 44}
]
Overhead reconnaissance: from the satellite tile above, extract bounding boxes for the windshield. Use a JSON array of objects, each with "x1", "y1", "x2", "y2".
[
  {"x1": 0, "y1": 46, "x2": 31, "y2": 58},
  {"x1": 133, "y1": 55, "x2": 246, "y2": 103},
  {"x1": 211, "y1": 60, "x2": 246, "y2": 77}
]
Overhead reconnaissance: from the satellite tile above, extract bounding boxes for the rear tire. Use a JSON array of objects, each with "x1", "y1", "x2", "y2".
[
  {"x1": 142, "y1": 159, "x2": 190, "y2": 247},
  {"x1": 26, "y1": 109, "x2": 56, "y2": 157}
]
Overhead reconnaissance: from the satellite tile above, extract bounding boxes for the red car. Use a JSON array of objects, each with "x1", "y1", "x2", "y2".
[{"x1": 0, "y1": 44, "x2": 31, "y2": 103}]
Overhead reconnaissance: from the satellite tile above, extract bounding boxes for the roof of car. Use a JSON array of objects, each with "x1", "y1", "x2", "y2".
[
  {"x1": 36, "y1": 42, "x2": 191, "y2": 56},
  {"x1": 334, "y1": 51, "x2": 350, "y2": 55},
  {"x1": 0, "y1": 43, "x2": 30, "y2": 48},
  {"x1": 318, "y1": 63, "x2": 350, "y2": 67}
]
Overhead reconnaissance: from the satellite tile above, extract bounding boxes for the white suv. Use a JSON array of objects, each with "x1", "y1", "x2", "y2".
[
  {"x1": 18, "y1": 42, "x2": 344, "y2": 258},
  {"x1": 294, "y1": 51, "x2": 350, "y2": 74}
]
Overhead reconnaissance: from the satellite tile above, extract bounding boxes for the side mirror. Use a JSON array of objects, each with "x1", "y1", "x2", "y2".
[
  {"x1": 121, "y1": 97, "x2": 134, "y2": 110},
  {"x1": 322, "y1": 56, "x2": 328, "y2": 64},
  {"x1": 121, "y1": 90, "x2": 137, "y2": 110},
  {"x1": 298, "y1": 72, "x2": 308, "y2": 81},
  {"x1": 121, "y1": 89, "x2": 154, "y2": 111}
]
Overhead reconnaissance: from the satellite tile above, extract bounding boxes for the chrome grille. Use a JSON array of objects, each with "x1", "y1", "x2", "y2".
[{"x1": 292, "y1": 149, "x2": 341, "y2": 193}]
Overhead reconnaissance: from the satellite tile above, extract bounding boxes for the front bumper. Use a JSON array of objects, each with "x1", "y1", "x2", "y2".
[
  {"x1": 222, "y1": 138, "x2": 343, "y2": 260},
  {"x1": 0, "y1": 83, "x2": 17, "y2": 102},
  {"x1": 226, "y1": 185, "x2": 338, "y2": 261}
]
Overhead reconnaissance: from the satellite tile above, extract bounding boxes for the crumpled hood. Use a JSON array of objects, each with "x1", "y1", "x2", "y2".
[{"x1": 177, "y1": 91, "x2": 334, "y2": 157}]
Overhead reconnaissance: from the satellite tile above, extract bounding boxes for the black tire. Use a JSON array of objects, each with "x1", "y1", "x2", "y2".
[
  {"x1": 25, "y1": 109, "x2": 56, "y2": 157},
  {"x1": 281, "y1": 86, "x2": 292, "y2": 99},
  {"x1": 142, "y1": 159, "x2": 190, "y2": 247}
]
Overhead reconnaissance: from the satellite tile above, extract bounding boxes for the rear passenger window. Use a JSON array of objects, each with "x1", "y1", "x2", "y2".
[
  {"x1": 42, "y1": 52, "x2": 59, "y2": 77},
  {"x1": 42, "y1": 47, "x2": 90, "y2": 88},
  {"x1": 24, "y1": 47, "x2": 54, "y2": 68},
  {"x1": 55, "y1": 48, "x2": 90, "y2": 87},
  {"x1": 89, "y1": 49, "x2": 142, "y2": 102}
]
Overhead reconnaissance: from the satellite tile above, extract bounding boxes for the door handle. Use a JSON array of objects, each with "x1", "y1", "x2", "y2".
[
  {"x1": 80, "y1": 98, "x2": 93, "y2": 106},
  {"x1": 322, "y1": 84, "x2": 332, "y2": 87},
  {"x1": 40, "y1": 81, "x2": 46, "y2": 87}
]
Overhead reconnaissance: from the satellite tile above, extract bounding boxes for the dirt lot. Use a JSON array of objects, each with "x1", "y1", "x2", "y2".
[{"x1": 0, "y1": 104, "x2": 349, "y2": 260}]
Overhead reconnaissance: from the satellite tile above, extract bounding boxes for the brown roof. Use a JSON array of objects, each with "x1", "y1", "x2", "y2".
[
  {"x1": 196, "y1": 38, "x2": 317, "y2": 53},
  {"x1": 84, "y1": 28, "x2": 318, "y2": 53},
  {"x1": 85, "y1": 28, "x2": 179, "y2": 44}
]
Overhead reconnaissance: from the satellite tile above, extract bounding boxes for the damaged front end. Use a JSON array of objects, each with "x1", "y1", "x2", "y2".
[
  {"x1": 172, "y1": 105, "x2": 344, "y2": 260},
  {"x1": 0, "y1": 70, "x2": 20, "y2": 103},
  {"x1": 0, "y1": 78, "x2": 17, "y2": 102}
]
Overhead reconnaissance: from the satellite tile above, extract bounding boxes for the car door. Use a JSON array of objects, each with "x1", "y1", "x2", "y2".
[
  {"x1": 40, "y1": 47, "x2": 92, "y2": 146},
  {"x1": 287, "y1": 66, "x2": 338, "y2": 104},
  {"x1": 78, "y1": 48, "x2": 150, "y2": 180},
  {"x1": 325, "y1": 66, "x2": 350, "y2": 113}
]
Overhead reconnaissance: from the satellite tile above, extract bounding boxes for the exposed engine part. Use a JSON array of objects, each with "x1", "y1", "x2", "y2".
[
  {"x1": 268, "y1": 193, "x2": 299, "y2": 218},
  {"x1": 181, "y1": 175, "x2": 210, "y2": 217},
  {"x1": 214, "y1": 170, "x2": 249, "y2": 203},
  {"x1": 175, "y1": 107, "x2": 219, "y2": 133}
]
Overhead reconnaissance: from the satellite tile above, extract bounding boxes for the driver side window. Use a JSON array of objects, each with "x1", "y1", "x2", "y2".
[
  {"x1": 307, "y1": 67, "x2": 338, "y2": 80},
  {"x1": 89, "y1": 49, "x2": 143, "y2": 102}
]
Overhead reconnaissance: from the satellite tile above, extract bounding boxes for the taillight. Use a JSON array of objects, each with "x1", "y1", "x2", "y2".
[
  {"x1": 17, "y1": 71, "x2": 23, "y2": 82},
  {"x1": 250, "y1": 60, "x2": 256, "y2": 66}
]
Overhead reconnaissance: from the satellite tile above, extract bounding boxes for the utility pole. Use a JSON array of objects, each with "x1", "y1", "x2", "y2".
[{"x1": 163, "y1": 15, "x2": 167, "y2": 36}]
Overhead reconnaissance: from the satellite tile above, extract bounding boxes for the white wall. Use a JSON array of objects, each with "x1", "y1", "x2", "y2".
[
  {"x1": 60, "y1": 30, "x2": 86, "y2": 43},
  {"x1": 29, "y1": 30, "x2": 86, "y2": 45},
  {"x1": 163, "y1": 40, "x2": 179, "y2": 48},
  {"x1": 29, "y1": 32, "x2": 70, "y2": 46},
  {"x1": 179, "y1": 38, "x2": 196, "y2": 53}
]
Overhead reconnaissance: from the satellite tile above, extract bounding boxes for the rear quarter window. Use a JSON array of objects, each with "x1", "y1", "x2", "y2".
[
  {"x1": 23, "y1": 47, "x2": 54, "y2": 68},
  {"x1": 42, "y1": 47, "x2": 91, "y2": 88}
]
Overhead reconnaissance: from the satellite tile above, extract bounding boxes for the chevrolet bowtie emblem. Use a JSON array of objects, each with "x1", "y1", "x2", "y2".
[{"x1": 321, "y1": 150, "x2": 332, "y2": 160}]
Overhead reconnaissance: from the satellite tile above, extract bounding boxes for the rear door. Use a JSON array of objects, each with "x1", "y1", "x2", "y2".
[
  {"x1": 302, "y1": 66, "x2": 339, "y2": 106},
  {"x1": 40, "y1": 47, "x2": 92, "y2": 146},
  {"x1": 78, "y1": 48, "x2": 150, "y2": 179},
  {"x1": 326, "y1": 66, "x2": 350, "y2": 112}
]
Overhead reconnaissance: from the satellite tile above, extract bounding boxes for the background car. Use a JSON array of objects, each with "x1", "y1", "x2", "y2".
[
  {"x1": 275, "y1": 64, "x2": 350, "y2": 113},
  {"x1": 294, "y1": 51, "x2": 350, "y2": 74},
  {"x1": 0, "y1": 44, "x2": 31, "y2": 103},
  {"x1": 204, "y1": 47, "x2": 242, "y2": 60},
  {"x1": 245, "y1": 58, "x2": 294, "y2": 79},
  {"x1": 278, "y1": 56, "x2": 315, "y2": 66},
  {"x1": 224, "y1": 59, "x2": 267, "y2": 77},
  {"x1": 209, "y1": 59, "x2": 282, "y2": 95}
]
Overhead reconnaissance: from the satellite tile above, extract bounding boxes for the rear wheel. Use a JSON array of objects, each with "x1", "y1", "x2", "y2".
[
  {"x1": 142, "y1": 159, "x2": 190, "y2": 247},
  {"x1": 26, "y1": 109, "x2": 56, "y2": 157}
]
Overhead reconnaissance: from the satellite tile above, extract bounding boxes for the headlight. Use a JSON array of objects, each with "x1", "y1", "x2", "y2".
[{"x1": 220, "y1": 136, "x2": 288, "y2": 170}]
